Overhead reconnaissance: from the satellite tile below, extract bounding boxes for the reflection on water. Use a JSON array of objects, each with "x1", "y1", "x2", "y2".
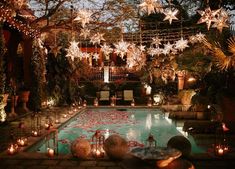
[
  {"x1": 126, "y1": 128, "x2": 141, "y2": 141},
  {"x1": 145, "y1": 113, "x2": 152, "y2": 131}
]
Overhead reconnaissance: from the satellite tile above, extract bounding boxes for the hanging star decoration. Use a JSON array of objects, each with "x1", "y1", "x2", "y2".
[
  {"x1": 162, "y1": 42, "x2": 174, "y2": 55},
  {"x1": 163, "y1": 8, "x2": 179, "y2": 24},
  {"x1": 138, "y1": 45, "x2": 146, "y2": 52},
  {"x1": 174, "y1": 37, "x2": 189, "y2": 52},
  {"x1": 114, "y1": 40, "x2": 130, "y2": 59},
  {"x1": 197, "y1": 7, "x2": 220, "y2": 30},
  {"x1": 195, "y1": 32, "x2": 206, "y2": 42},
  {"x1": 101, "y1": 43, "x2": 113, "y2": 56},
  {"x1": 50, "y1": 45, "x2": 61, "y2": 57},
  {"x1": 139, "y1": 0, "x2": 163, "y2": 15},
  {"x1": 212, "y1": 8, "x2": 229, "y2": 33},
  {"x1": 93, "y1": 53, "x2": 100, "y2": 61},
  {"x1": 83, "y1": 52, "x2": 90, "y2": 59},
  {"x1": 66, "y1": 40, "x2": 80, "y2": 61},
  {"x1": 203, "y1": 36, "x2": 235, "y2": 71},
  {"x1": 90, "y1": 33, "x2": 105, "y2": 45},
  {"x1": 80, "y1": 28, "x2": 90, "y2": 39},
  {"x1": 151, "y1": 36, "x2": 162, "y2": 47},
  {"x1": 127, "y1": 46, "x2": 146, "y2": 70},
  {"x1": 74, "y1": 9, "x2": 93, "y2": 28}
]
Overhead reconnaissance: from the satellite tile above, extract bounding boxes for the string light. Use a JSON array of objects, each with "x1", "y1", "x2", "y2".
[{"x1": 0, "y1": 5, "x2": 39, "y2": 38}]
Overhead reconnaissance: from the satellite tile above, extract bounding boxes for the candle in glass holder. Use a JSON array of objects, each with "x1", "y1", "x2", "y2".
[
  {"x1": 17, "y1": 138, "x2": 27, "y2": 146},
  {"x1": 63, "y1": 114, "x2": 67, "y2": 118},
  {"x1": 217, "y1": 147, "x2": 224, "y2": 156},
  {"x1": 32, "y1": 130, "x2": 38, "y2": 137},
  {"x1": 47, "y1": 148, "x2": 55, "y2": 157},
  {"x1": 7, "y1": 144, "x2": 18, "y2": 155}
]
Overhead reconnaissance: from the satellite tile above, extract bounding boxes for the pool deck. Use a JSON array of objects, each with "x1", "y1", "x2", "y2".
[{"x1": 1, "y1": 106, "x2": 235, "y2": 169}]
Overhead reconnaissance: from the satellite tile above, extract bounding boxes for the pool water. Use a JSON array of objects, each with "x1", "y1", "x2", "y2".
[{"x1": 32, "y1": 108, "x2": 205, "y2": 154}]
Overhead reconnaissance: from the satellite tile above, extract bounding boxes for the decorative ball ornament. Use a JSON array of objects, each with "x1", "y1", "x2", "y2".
[
  {"x1": 71, "y1": 138, "x2": 91, "y2": 159},
  {"x1": 104, "y1": 134, "x2": 129, "y2": 159}
]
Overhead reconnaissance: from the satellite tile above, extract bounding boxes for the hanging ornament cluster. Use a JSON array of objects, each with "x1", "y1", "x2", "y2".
[
  {"x1": 197, "y1": 7, "x2": 229, "y2": 32},
  {"x1": 0, "y1": 5, "x2": 39, "y2": 37}
]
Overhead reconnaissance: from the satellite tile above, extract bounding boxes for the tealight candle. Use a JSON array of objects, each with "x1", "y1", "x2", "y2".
[
  {"x1": 63, "y1": 114, "x2": 67, "y2": 118},
  {"x1": 217, "y1": 148, "x2": 224, "y2": 156},
  {"x1": 32, "y1": 131, "x2": 38, "y2": 137},
  {"x1": 7, "y1": 144, "x2": 18, "y2": 155},
  {"x1": 17, "y1": 138, "x2": 27, "y2": 146},
  {"x1": 47, "y1": 148, "x2": 54, "y2": 157}
]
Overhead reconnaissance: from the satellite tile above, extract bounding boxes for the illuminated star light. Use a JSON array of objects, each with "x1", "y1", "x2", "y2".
[
  {"x1": 90, "y1": 33, "x2": 105, "y2": 45},
  {"x1": 151, "y1": 36, "x2": 162, "y2": 46},
  {"x1": 197, "y1": 7, "x2": 220, "y2": 30},
  {"x1": 163, "y1": 8, "x2": 179, "y2": 24},
  {"x1": 138, "y1": 45, "x2": 146, "y2": 52},
  {"x1": 74, "y1": 9, "x2": 93, "y2": 28},
  {"x1": 139, "y1": 0, "x2": 163, "y2": 15},
  {"x1": 93, "y1": 53, "x2": 100, "y2": 61},
  {"x1": 66, "y1": 40, "x2": 80, "y2": 61},
  {"x1": 195, "y1": 32, "x2": 206, "y2": 42},
  {"x1": 213, "y1": 8, "x2": 229, "y2": 33},
  {"x1": 114, "y1": 40, "x2": 130, "y2": 59},
  {"x1": 80, "y1": 28, "x2": 90, "y2": 39},
  {"x1": 175, "y1": 37, "x2": 189, "y2": 51},
  {"x1": 162, "y1": 42, "x2": 173, "y2": 55},
  {"x1": 101, "y1": 43, "x2": 113, "y2": 56}
]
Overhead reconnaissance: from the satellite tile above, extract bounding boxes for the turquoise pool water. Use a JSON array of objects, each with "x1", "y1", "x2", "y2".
[{"x1": 30, "y1": 108, "x2": 205, "y2": 154}]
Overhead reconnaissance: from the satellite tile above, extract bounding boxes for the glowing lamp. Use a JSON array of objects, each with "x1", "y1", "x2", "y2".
[
  {"x1": 7, "y1": 144, "x2": 18, "y2": 155},
  {"x1": 91, "y1": 130, "x2": 105, "y2": 158},
  {"x1": 94, "y1": 98, "x2": 99, "y2": 106},
  {"x1": 131, "y1": 99, "x2": 135, "y2": 107},
  {"x1": 147, "y1": 97, "x2": 152, "y2": 107},
  {"x1": 47, "y1": 148, "x2": 55, "y2": 157},
  {"x1": 17, "y1": 138, "x2": 27, "y2": 147}
]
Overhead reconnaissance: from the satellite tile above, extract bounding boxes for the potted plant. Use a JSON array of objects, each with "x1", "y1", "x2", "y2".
[{"x1": 0, "y1": 23, "x2": 8, "y2": 122}]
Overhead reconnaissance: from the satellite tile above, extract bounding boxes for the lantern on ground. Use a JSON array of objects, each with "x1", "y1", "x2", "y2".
[
  {"x1": 131, "y1": 99, "x2": 135, "y2": 107},
  {"x1": 31, "y1": 112, "x2": 42, "y2": 137},
  {"x1": 17, "y1": 121, "x2": 28, "y2": 147},
  {"x1": 91, "y1": 130, "x2": 105, "y2": 158},
  {"x1": 94, "y1": 98, "x2": 99, "y2": 106},
  {"x1": 44, "y1": 116, "x2": 53, "y2": 130},
  {"x1": 45, "y1": 130, "x2": 58, "y2": 157},
  {"x1": 147, "y1": 97, "x2": 152, "y2": 107},
  {"x1": 146, "y1": 133, "x2": 156, "y2": 148},
  {"x1": 83, "y1": 99, "x2": 87, "y2": 107},
  {"x1": 7, "y1": 129, "x2": 18, "y2": 155},
  {"x1": 214, "y1": 123, "x2": 229, "y2": 156},
  {"x1": 111, "y1": 96, "x2": 116, "y2": 106}
]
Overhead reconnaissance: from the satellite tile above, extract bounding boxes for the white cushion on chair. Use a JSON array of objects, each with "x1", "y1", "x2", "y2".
[
  {"x1": 100, "y1": 91, "x2": 110, "y2": 101},
  {"x1": 123, "y1": 90, "x2": 133, "y2": 101}
]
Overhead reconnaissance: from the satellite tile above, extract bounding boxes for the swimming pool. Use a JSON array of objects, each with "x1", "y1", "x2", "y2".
[{"x1": 28, "y1": 107, "x2": 205, "y2": 154}]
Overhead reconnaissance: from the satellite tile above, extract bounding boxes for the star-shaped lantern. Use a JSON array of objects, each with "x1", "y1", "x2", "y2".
[
  {"x1": 90, "y1": 33, "x2": 105, "y2": 45},
  {"x1": 151, "y1": 36, "x2": 162, "y2": 47},
  {"x1": 195, "y1": 32, "x2": 206, "y2": 42},
  {"x1": 66, "y1": 40, "x2": 80, "y2": 61},
  {"x1": 50, "y1": 45, "x2": 61, "y2": 57},
  {"x1": 139, "y1": 0, "x2": 163, "y2": 15},
  {"x1": 212, "y1": 8, "x2": 229, "y2": 33},
  {"x1": 163, "y1": 8, "x2": 179, "y2": 24},
  {"x1": 80, "y1": 28, "x2": 90, "y2": 39},
  {"x1": 162, "y1": 42, "x2": 173, "y2": 55},
  {"x1": 197, "y1": 7, "x2": 220, "y2": 30},
  {"x1": 101, "y1": 43, "x2": 113, "y2": 56},
  {"x1": 138, "y1": 45, "x2": 146, "y2": 52},
  {"x1": 74, "y1": 9, "x2": 93, "y2": 28},
  {"x1": 93, "y1": 53, "x2": 100, "y2": 61},
  {"x1": 114, "y1": 40, "x2": 130, "y2": 59},
  {"x1": 175, "y1": 37, "x2": 189, "y2": 52}
]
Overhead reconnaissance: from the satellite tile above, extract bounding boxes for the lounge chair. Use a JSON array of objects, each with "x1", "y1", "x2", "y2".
[{"x1": 123, "y1": 90, "x2": 133, "y2": 101}]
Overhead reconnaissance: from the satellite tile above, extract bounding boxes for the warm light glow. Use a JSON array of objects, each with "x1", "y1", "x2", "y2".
[
  {"x1": 17, "y1": 138, "x2": 27, "y2": 146},
  {"x1": 7, "y1": 144, "x2": 18, "y2": 155},
  {"x1": 47, "y1": 148, "x2": 55, "y2": 157},
  {"x1": 187, "y1": 77, "x2": 196, "y2": 82},
  {"x1": 32, "y1": 130, "x2": 38, "y2": 137}
]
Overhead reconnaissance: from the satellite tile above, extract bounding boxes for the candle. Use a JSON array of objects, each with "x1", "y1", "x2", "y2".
[
  {"x1": 17, "y1": 138, "x2": 27, "y2": 146},
  {"x1": 45, "y1": 123, "x2": 50, "y2": 129},
  {"x1": 47, "y1": 148, "x2": 54, "y2": 157},
  {"x1": 131, "y1": 102, "x2": 135, "y2": 106},
  {"x1": 32, "y1": 131, "x2": 38, "y2": 137},
  {"x1": 63, "y1": 114, "x2": 67, "y2": 118},
  {"x1": 217, "y1": 148, "x2": 224, "y2": 155},
  {"x1": 7, "y1": 144, "x2": 18, "y2": 155}
]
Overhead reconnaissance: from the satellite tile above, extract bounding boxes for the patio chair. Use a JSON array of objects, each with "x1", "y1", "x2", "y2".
[
  {"x1": 123, "y1": 90, "x2": 133, "y2": 101},
  {"x1": 99, "y1": 91, "x2": 110, "y2": 101}
]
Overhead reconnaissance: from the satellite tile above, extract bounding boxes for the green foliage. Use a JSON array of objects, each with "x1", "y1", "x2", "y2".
[
  {"x1": 29, "y1": 40, "x2": 46, "y2": 110},
  {"x1": 0, "y1": 23, "x2": 6, "y2": 94}
]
